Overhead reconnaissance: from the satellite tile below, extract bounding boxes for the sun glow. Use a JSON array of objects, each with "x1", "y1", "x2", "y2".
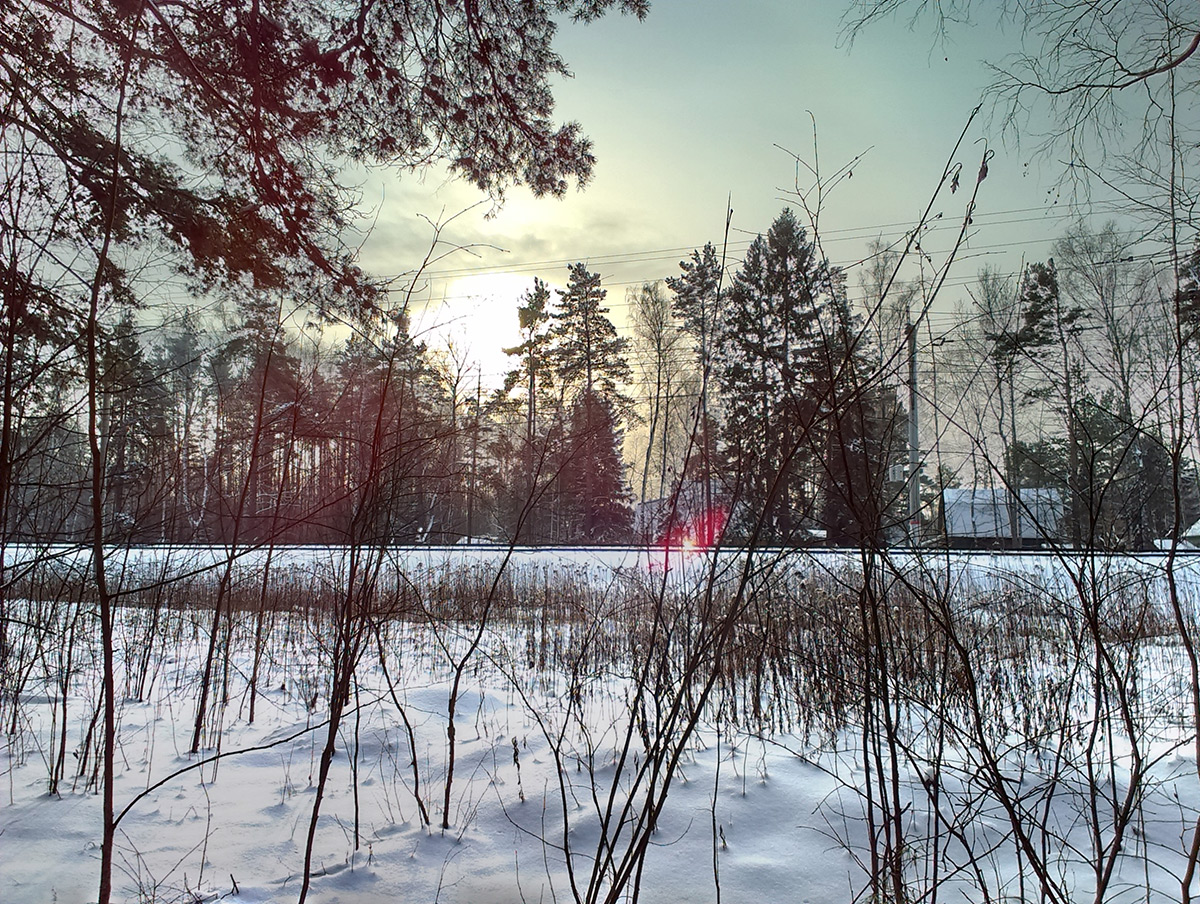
[{"x1": 420, "y1": 273, "x2": 541, "y2": 386}]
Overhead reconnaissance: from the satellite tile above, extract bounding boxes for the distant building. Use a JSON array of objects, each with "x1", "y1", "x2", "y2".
[
  {"x1": 942, "y1": 487, "x2": 1063, "y2": 548},
  {"x1": 1178, "y1": 519, "x2": 1200, "y2": 548}
]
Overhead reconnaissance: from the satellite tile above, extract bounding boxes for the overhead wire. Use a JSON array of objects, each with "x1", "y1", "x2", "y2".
[{"x1": 403, "y1": 198, "x2": 1149, "y2": 285}]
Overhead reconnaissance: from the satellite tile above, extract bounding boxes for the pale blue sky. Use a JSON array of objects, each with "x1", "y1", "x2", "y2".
[{"x1": 354, "y1": 3, "x2": 1118, "y2": 381}]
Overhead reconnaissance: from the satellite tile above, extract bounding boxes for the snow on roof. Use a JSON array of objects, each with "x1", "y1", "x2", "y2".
[{"x1": 942, "y1": 487, "x2": 1063, "y2": 540}]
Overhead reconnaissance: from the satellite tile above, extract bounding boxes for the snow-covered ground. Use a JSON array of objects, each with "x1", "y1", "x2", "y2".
[
  {"x1": 3, "y1": 548, "x2": 1200, "y2": 903},
  {"x1": 2, "y1": 634, "x2": 857, "y2": 903},
  {"x1": 12, "y1": 541, "x2": 1200, "y2": 586}
]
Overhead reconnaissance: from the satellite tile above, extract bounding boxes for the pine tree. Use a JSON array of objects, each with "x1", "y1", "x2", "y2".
[
  {"x1": 985, "y1": 259, "x2": 1087, "y2": 547},
  {"x1": 667, "y1": 243, "x2": 723, "y2": 377},
  {"x1": 666, "y1": 244, "x2": 724, "y2": 529},
  {"x1": 154, "y1": 309, "x2": 211, "y2": 542},
  {"x1": 506, "y1": 279, "x2": 555, "y2": 453},
  {"x1": 549, "y1": 263, "x2": 631, "y2": 402},
  {"x1": 333, "y1": 310, "x2": 440, "y2": 543},
  {"x1": 99, "y1": 312, "x2": 170, "y2": 541},
  {"x1": 209, "y1": 296, "x2": 304, "y2": 543},
  {"x1": 488, "y1": 279, "x2": 559, "y2": 542}
]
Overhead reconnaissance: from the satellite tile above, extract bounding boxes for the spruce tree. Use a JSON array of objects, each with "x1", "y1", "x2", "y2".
[
  {"x1": 715, "y1": 209, "x2": 828, "y2": 543},
  {"x1": 809, "y1": 288, "x2": 906, "y2": 546},
  {"x1": 562, "y1": 391, "x2": 633, "y2": 543},
  {"x1": 547, "y1": 264, "x2": 633, "y2": 543}
]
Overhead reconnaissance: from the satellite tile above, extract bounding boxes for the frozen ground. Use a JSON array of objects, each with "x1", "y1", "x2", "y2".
[{"x1": 3, "y1": 549, "x2": 1200, "y2": 903}]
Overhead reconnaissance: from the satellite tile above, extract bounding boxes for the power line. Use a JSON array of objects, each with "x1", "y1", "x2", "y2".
[{"x1": 408, "y1": 199, "x2": 1145, "y2": 283}]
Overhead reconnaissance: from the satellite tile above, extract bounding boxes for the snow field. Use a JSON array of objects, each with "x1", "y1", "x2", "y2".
[{"x1": 3, "y1": 551, "x2": 1200, "y2": 902}]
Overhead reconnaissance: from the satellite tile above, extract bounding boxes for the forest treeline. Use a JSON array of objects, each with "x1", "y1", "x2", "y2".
[
  {"x1": 8, "y1": 206, "x2": 1198, "y2": 550},
  {"x1": 2, "y1": 0, "x2": 1198, "y2": 554}
]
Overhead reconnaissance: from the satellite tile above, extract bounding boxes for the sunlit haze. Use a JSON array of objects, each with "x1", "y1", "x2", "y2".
[{"x1": 357, "y1": 2, "x2": 1089, "y2": 385}]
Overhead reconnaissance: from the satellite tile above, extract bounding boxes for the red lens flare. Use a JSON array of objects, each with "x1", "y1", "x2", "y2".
[{"x1": 650, "y1": 506, "x2": 728, "y2": 570}]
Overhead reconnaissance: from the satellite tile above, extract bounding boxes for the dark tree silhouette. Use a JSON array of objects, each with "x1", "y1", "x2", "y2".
[
  {"x1": 666, "y1": 243, "x2": 724, "y2": 529},
  {"x1": 2, "y1": 0, "x2": 650, "y2": 308},
  {"x1": 547, "y1": 264, "x2": 633, "y2": 543},
  {"x1": 562, "y1": 390, "x2": 634, "y2": 543},
  {"x1": 715, "y1": 209, "x2": 829, "y2": 543},
  {"x1": 489, "y1": 280, "x2": 557, "y2": 542}
]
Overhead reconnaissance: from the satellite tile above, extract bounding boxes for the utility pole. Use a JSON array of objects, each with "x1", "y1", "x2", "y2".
[
  {"x1": 702, "y1": 197, "x2": 733, "y2": 542},
  {"x1": 907, "y1": 320, "x2": 921, "y2": 543},
  {"x1": 1009, "y1": 371, "x2": 1019, "y2": 549},
  {"x1": 467, "y1": 371, "x2": 480, "y2": 542}
]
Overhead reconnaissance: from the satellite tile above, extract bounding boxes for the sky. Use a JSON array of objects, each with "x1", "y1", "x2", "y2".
[{"x1": 351, "y1": 2, "x2": 1110, "y2": 386}]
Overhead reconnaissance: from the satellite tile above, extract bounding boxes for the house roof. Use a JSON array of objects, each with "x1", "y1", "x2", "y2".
[{"x1": 943, "y1": 487, "x2": 1063, "y2": 540}]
